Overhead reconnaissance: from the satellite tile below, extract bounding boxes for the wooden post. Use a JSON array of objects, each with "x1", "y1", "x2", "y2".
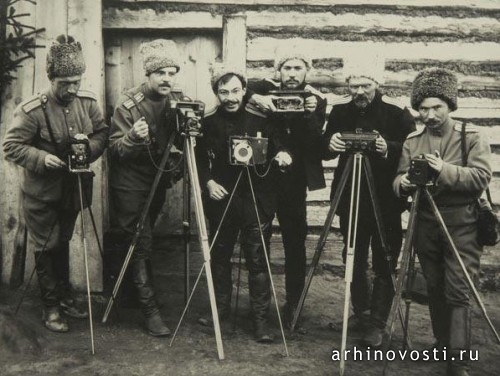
[
  {"x1": 68, "y1": 0, "x2": 104, "y2": 291},
  {"x1": 222, "y1": 14, "x2": 247, "y2": 70}
]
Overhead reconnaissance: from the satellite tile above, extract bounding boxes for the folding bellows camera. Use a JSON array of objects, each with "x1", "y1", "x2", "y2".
[
  {"x1": 172, "y1": 99, "x2": 205, "y2": 136},
  {"x1": 229, "y1": 132, "x2": 268, "y2": 166},
  {"x1": 269, "y1": 90, "x2": 307, "y2": 112}
]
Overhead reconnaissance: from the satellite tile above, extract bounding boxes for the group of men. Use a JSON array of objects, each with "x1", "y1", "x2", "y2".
[{"x1": 2, "y1": 35, "x2": 491, "y2": 376}]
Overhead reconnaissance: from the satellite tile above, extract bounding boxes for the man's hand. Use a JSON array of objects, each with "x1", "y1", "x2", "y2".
[
  {"x1": 73, "y1": 133, "x2": 89, "y2": 141},
  {"x1": 304, "y1": 95, "x2": 317, "y2": 113},
  {"x1": 425, "y1": 151, "x2": 443, "y2": 173},
  {"x1": 400, "y1": 173, "x2": 416, "y2": 192},
  {"x1": 375, "y1": 135, "x2": 388, "y2": 156},
  {"x1": 329, "y1": 133, "x2": 346, "y2": 153},
  {"x1": 45, "y1": 154, "x2": 66, "y2": 170},
  {"x1": 130, "y1": 117, "x2": 150, "y2": 141},
  {"x1": 207, "y1": 180, "x2": 228, "y2": 201},
  {"x1": 250, "y1": 94, "x2": 277, "y2": 113},
  {"x1": 275, "y1": 151, "x2": 293, "y2": 168}
]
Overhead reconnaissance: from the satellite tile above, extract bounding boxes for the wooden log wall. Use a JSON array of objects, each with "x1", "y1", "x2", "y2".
[
  {"x1": 102, "y1": 0, "x2": 500, "y2": 231},
  {"x1": 0, "y1": 0, "x2": 105, "y2": 290}
]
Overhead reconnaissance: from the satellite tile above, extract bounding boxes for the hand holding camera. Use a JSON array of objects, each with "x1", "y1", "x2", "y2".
[
  {"x1": 303, "y1": 93, "x2": 317, "y2": 113},
  {"x1": 329, "y1": 132, "x2": 346, "y2": 153},
  {"x1": 375, "y1": 135, "x2": 388, "y2": 156},
  {"x1": 131, "y1": 117, "x2": 150, "y2": 142},
  {"x1": 250, "y1": 94, "x2": 277, "y2": 113},
  {"x1": 45, "y1": 154, "x2": 66, "y2": 170},
  {"x1": 424, "y1": 151, "x2": 443, "y2": 173}
]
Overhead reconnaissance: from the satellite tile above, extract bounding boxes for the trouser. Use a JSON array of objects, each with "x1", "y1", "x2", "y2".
[
  {"x1": 276, "y1": 177, "x2": 307, "y2": 307},
  {"x1": 109, "y1": 185, "x2": 167, "y2": 317},
  {"x1": 208, "y1": 194, "x2": 273, "y2": 325},
  {"x1": 340, "y1": 207, "x2": 402, "y2": 328},
  {"x1": 416, "y1": 216, "x2": 481, "y2": 369},
  {"x1": 24, "y1": 194, "x2": 79, "y2": 308}
]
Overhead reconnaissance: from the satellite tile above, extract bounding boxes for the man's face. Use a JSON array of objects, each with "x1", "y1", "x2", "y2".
[
  {"x1": 348, "y1": 76, "x2": 378, "y2": 109},
  {"x1": 418, "y1": 97, "x2": 451, "y2": 131},
  {"x1": 216, "y1": 75, "x2": 246, "y2": 113},
  {"x1": 51, "y1": 75, "x2": 82, "y2": 104},
  {"x1": 279, "y1": 59, "x2": 308, "y2": 90},
  {"x1": 147, "y1": 67, "x2": 178, "y2": 96}
]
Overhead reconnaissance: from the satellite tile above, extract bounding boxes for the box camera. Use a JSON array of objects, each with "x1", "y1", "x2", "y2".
[
  {"x1": 68, "y1": 138, "x2": 91, "y2": 173},
  {"x1": 229, "y1": 132, "x2": 268, "y2": 166},
  {"x1": 172, "y1": 100, "x2": 205, "y2": 136},
  {"x1": 269, "y1": 90, "x2": 307, "y2": 113},
  {"x1": 340, "y1": 129, "x2": 378, "y2": 152},
  {"x1": 408, "y1": 156, "x2": 436, "y2": 186}
]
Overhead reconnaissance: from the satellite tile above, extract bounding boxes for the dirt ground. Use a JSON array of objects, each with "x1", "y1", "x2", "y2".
[{"x1": 1, "y1": 235, "x2": 499, "y2": 376}]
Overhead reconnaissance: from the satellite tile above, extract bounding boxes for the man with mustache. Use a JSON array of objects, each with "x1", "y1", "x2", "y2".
[
  {"x1": 3, "y1": 35, "x2": 108, "y2": 332},
  {"x1": 246, "y1": 48, "x2": 327, "y2": 330},
  {"x1": 196, "y1": 64, "x2": 291, "y2": 342},
  {"x1": 108, "y1": 39, "x2": 184, "y2": 336},
  {"x1": 323, "y1": 54, "x2": 415, "y2": 347},
  {"x1": 394, "y1": 68, "x2": 491, "y2": 376}
]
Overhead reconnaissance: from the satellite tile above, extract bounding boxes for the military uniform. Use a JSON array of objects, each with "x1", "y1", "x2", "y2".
[
  {"x1": 248, "y1": 78, "x2": 327, "y2": 317},
  {"x1": 323, "y1": 91, "x2": 415, "y2": 330},
  {"x1": 393, "y1": 119, "x2": 491, "y2": 360},
  {"x1": 3, "y1": 88, "x2": 108, "y2": 308},
  {"x1": 195, "y1": 103, "x2": 283, "y2": 334}
]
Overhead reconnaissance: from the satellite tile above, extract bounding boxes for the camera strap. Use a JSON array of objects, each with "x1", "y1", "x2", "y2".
[
  {"x1": 460, "y1": 122, "x2": 493, "y2": 206},
  {"x1": 40, "y1": 94, "x2": 63, "y2": 158},
  {"x1": 125, "y1": 92, "x2": 157, "y2": 146}
]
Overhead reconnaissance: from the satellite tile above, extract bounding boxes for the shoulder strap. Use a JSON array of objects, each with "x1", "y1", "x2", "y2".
[{"x1": 40, "y1": 94, "x2": 62, "y2": 157}]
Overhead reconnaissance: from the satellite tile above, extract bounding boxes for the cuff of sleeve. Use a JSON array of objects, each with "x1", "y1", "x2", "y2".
[
  {"x1": 36, "y1": 150, "x2": 50, "y2": 174},
  {"x1": 435, "y1": 163, "x2": 454, "y2": 187}
]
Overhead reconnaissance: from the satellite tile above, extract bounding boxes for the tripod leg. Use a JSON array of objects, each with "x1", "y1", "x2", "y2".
[
  {"x1": 340, "y1": 153, "x2": 362, "y2": 376},
  {"x1": 290, "y1": 154, "x2": 355, "y2": 332},
  {"x1": 382, "y1": 188, "x2": 421, "y2": 375},
  {"x1": 423, "y1": 188, "x2": 500, "y2": 344},
  {"x1": 102, "y1": 132, "x2": 176, "y2": 323},
  {"x1": 233, "y1": 244, "x2": 243, "y2": 332},
  {"x1": 183, "y1": 142, "x2": 191, "y2": 304},
  {"x1": 362, "y1": 157, "x2": 411, "y2": 348},
  {"x1": 77, "y1": 174, "x2": 95, "y2": 355},
  {"x1": 246, "y1": 167, "x2": 288, "y2": 356}
]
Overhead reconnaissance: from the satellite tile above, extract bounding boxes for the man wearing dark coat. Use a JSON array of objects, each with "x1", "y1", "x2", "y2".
[
  {"x1": 323, "y1": 54, "x2": 415, "y2": 347},
  {"x1": 3, "y1": 35, "x2": 108, "y2": 332}
]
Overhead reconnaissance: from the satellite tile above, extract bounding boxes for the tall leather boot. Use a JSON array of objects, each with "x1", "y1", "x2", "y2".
[
  {"x1": 131, "y1": 259, "x2": 170, "y2": 337},
  {"x1": 34, "y1": 251, "x2": 68, "y2": 332},
  {"x1": 363, "y1": 276, "x2": 393, "y2": 348},
  {"x1": 210, "y1": 258, "x2": 232, "y2": 320},
  {"x1": 428, "y1": 292, "x2": 450, "y2": 351},
  {"x1": 249, "y1": 271, "x2": 273, "y2": 343},
  {"x1": 447, "y1": 306, "x2": 471, "y2": 376}
]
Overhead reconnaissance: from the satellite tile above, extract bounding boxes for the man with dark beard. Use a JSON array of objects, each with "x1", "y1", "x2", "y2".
[{"x1": 323, "y1": 54, "x2": 415, "y2": 347}]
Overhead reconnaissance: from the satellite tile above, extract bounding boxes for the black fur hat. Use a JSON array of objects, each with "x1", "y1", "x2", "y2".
[
  {"x1": 411, "y1": 68, "x2": 458, "y2": 111},
  {"x1": 46, "y1": 35, "x2": 86, "y2": 79}
]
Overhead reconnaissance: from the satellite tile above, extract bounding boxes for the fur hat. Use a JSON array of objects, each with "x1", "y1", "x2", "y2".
[
  {"x1": 46, "y1": 35, "x2": 86, "y2": 79},
  {"x1": 274, "y1": 44, "x2": 312, "y2": 72},
  {"x1": 411, "y1": 68, "x2": 458, "y2": 111},
  {"x1": 140, "y1": 39, "x2": 180, "y2": 75},
  {"x1": 210, "y1": 63, "x2": 247, "y2": 92},
  {"x1": 342, "y1": 50, "x2": 385, "y2": 84}
]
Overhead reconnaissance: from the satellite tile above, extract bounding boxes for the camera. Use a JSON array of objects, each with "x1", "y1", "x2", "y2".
[
  {"x1": 340, "y1": 129, "x2": 378, "y2": 152},
  {"x1": 173, "y1": 99, "x2": 205, "y2": 136},
  {"x1": 408, "y1": 155, "x2": 436, "y2": 186},
  {"x1": 68, "y1": 138, "x2": 91, "y2": 173},
  {"x1": 269, "y1": 90, "x2": 307, "y2": 112},
  {"x1": 229, "y1": 132, "x2": 268, "y2": 166}
]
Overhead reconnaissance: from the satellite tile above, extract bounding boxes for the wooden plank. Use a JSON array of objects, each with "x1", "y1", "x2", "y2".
[
  {"x1": 103, "y1": 8, "x2": 222, "y2": 29},
  {"x1": 247, "y1": 39, "x2": 500, "y2": 62},
  {"x1": 68, "y1": 0, "x2": 104, "y2": 291},
  {"x1": 223, "y1": 14, "x2": 247, "y2": 70},
  {"x1": 110, "y1": 0, "x2": 500, "y2": 10}
]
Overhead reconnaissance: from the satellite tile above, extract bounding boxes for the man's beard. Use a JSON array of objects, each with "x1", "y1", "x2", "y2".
[{"x1": 353, "y1": 94, "x2": 369, "y2": 109}]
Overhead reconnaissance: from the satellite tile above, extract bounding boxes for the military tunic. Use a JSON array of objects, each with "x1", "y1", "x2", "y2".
[{"x1": 393, "y1": 118, "x2": 491, "y2": 306}]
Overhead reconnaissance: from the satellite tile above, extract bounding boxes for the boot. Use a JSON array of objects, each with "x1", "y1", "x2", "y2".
[
  {"x1": 362, "y1": 276, "x2": 393, "y2": 348},
  {"x1": 42, "y1": 306, "x2": 69, "y2": 333},
  {"x1": 428, "y1": 292, "x2": 450, "y2": 347},
  {"x1": 34, "y1": 251, "x2": 60, "y2": 309},
  {"x1": 131, "y1": 259, "x2": 170, "y2": 337},
  {"x1": 447, "y1": 306, "x2": 471, "y2": 376},
  {"x1": 249, "y1": 272, "x2": 274, "y2": 343}
]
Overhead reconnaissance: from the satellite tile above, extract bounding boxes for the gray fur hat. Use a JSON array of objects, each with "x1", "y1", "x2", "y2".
[
  {"x1": 411, "y1": 68, "x2": 458, "y2": 111},
  {"x1": 140, "y1": 39, "x2": 180, "y2": 75},
  {"x1": 46, "y1": 35, "x2": 86, "y2": 79},
  {"x1": 210, "y1": 63, "x2": 247, "y2": 92}
]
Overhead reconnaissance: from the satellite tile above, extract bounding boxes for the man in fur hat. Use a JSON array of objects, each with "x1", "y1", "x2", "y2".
[
  {"x1": 3, "y1": 35, "x2": 108, "y2": 332},
  {"x1": 246, "y1": 46, "x2": 327, "y2": 329},
  {"x1": 394, "y1": 68, "x2": 491, "y2": 376},
  {"x1": 108, "y1": 39, "x2": 186, "y2": 337},
  {"x1": 324, "y1": 52, "x2": 415, "y2": 347},
  {"x1": 195, "y1": 64, "x2": 291, "y2": 342}
]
